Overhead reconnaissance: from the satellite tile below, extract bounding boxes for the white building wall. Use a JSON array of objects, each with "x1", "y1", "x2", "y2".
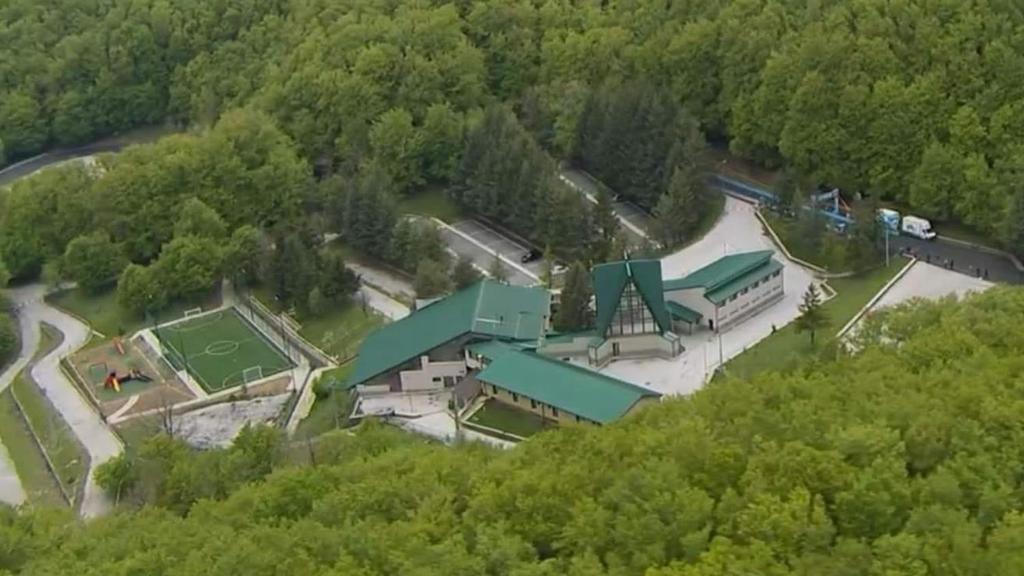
[
  {"x1": 612, "y1": 333, "x2": 671, "y2": 355},
  {"x1": 399, "y1": 356, "x2": 467, "y2": 391},
  {"x1": 539, "y1": 337, "x2": 593, "y2": 359},
  {"x1": 665, "y1": 287, "x2": 717, "y2": 326},
  {"x1": 716, "y1": 269, "x2": 784, "y2": 329}
]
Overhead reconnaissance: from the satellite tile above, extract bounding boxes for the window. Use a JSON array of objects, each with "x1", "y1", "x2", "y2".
[
  {"x1": 552, "y1": 407, "x2": 559, "y2": 417},
  {"x1": 443, "y1": 376, "x2": 455, "y2": 387},
  {"x1": 432, "y1": 377, "x2": 442, "y2": 383},
  {"x1": 575, "y1": 415, "x2": 581, "y2": 423},
  {"x1": 773, "y1": 270, "x2": 781, "y2": 278},
  {"x1": 753, "y1": 280, "x2": 760, "y2": 288},
  {"x1": 608, "y1": 281, "x2": 658, "y2": 336},
  {"x1": 740, "y1": 288, "x2": 748, "y2": 295},
  {"x1": 530, "y1": 399, "x2": 537, "y2": 409},
  {"x1": 512, "y1": 393, "x2": 519, "y2": 402},
  {"x1": 492, "y1": 385, "x2": 499, "y2": 394},
  {"x1": 730, "y1": 295, "x2": 737, "y2": 302}
]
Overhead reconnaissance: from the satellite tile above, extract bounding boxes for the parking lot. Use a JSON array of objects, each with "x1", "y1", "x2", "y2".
[
  {"x1": 439, "y1": 220, "x2": 542, "y2": 286},
  {"x1": 613, "y1": 199, "x2": 654, "y2": 239},
  {"x1": 559, "y1": 169, "x2": 649, "y2": 246}
]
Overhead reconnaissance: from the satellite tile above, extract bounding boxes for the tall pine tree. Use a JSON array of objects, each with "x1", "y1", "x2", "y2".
[{"x1": 554, "y1": 262, "x2": 593, "y2": 332}]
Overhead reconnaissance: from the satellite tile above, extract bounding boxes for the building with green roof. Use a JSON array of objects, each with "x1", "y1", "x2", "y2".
[
  {"x1": 476, "y1": 349, "x2": 660, "y2": 425},
  {"x1": 579, "y1": 259, "x2": 683, "y2": 366},
  {"x1": 663, "y1": 250, "x2": 784, "y2": 332},
  {"x1": 348, "y1": 280, "x2": 551, "y2": 392}
]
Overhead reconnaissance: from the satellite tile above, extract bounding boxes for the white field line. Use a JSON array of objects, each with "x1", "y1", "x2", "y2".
[{"x1": 107, "y1": 394, "x2": 140, "y2": 424}]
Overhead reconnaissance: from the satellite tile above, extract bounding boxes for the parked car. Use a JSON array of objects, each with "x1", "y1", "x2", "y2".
[{"x1": 521, "y1": 248, "x2": 542, "y2": 263}]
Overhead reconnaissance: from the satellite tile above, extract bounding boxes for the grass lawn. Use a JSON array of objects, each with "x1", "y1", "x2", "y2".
[
  {"x1": 467, "y1": 399, "x2": 549, "y2": 438},
  {"x1": 299, "y1": 304, "x2": 384, "y2": 362},
  {"x1": 49, "y1": 287, "x2": 209, "y2": 340},
  {"x1": 0, "y1": 390, "x2": 65, "y2": 507},
  {"x1": 11, "y1": 373, "x2": 87, "y2": 503},
  {"x1": 114, "y1": 416, "x2": 163, "y2": 454},
  {"x1": 250, "y1": 287, "x2": 385, "y2": 362},
  {"x1": 34, "y1": 323, "x2": 61, "y2": 362},
  {"x1": 725, "y1": 258, "x2": 909, "y2": 380},
  {"x1": 763, "y1": 213, "x2": 853, "y2": 271},
  {"x1": 399, "y1": 187, "x2": 464, "y2": 222},
  {"x1": 295, "y1": 365, "x2": 356, "y2": 440}
]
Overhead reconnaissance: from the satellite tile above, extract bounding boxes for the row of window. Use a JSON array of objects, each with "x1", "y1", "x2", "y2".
[
  {"x1": 727, "y1": 270, "x2": 782, "y2": 303},
  {"x1": 489, "y1": 385, "x2": 592, "y2": 424}
]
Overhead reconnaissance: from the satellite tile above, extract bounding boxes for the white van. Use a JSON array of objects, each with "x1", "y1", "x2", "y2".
[{"x1": 900, "y1": 215, "x2": 936, "y2": 240}]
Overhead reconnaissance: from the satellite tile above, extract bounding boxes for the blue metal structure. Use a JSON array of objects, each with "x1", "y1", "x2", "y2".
[{"x1": 711, "y1": 174, "x2": 854, "y2": 228}]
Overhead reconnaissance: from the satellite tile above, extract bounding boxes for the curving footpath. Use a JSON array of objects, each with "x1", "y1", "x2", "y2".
[
  {"x1": 0, "y1": 291, "x2": 34, "y2": 507},
  {"x1": 4, "y1": 284, "x2": 121, "y2": 517}
]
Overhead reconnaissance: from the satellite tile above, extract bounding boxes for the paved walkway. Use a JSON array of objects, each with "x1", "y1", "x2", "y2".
[
  {"x1": 598, "y1": 196, "x2": 817, "y2": 396},
  {"x1": 358, "y1": 285, "x2": 409, "y2": 321},
  {"x1": 0, "y1": 292, "x2": 34, "y2": 507},
  {"x1": 4, "y1": 284, "x2": 121, "y2": 517}
]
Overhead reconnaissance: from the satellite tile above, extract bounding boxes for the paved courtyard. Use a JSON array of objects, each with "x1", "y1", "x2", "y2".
[
  {"x1": 860, "y1": 261, "x2": 992, "y2": 318},
  {"x1": 597, "y1": 196, "x2": 817, "y2": 396}
]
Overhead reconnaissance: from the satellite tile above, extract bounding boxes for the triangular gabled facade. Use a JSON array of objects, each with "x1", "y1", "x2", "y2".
[{"x1": 591, "y1": 259, "x2": 672, "y2": 338}]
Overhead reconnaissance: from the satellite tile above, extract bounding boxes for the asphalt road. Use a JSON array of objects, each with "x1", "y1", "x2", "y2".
[
  {"x1": 437, "y1": 225, "x2": 538, "y2": 286},
  {"x1": 889, "y1": 236, "x2": 1022, "y2": 284},
  {"x1": 0, "y1": 142, "x2": 125, "y2": 187},
  {"x1": 559, "y1": 168, "x2": 649, "y2": 246}
]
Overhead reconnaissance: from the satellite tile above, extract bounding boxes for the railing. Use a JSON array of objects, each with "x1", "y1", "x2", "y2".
[{"x1": 238, "y1": 298, "x2": 333, "y2": 368}]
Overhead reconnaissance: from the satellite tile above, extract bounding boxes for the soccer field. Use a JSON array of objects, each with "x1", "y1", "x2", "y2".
[{"x1": 156, "y1": 308, "x2": 293, "y2": 393}]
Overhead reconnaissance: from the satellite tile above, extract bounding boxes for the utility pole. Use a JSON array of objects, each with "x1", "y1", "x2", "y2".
[{"x1": 718, "y1": 331, "x2": 724, "y2": 368}]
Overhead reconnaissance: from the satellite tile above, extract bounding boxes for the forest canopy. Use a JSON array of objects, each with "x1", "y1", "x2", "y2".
[
  {"x1": 5, "y1": 288, "x2": 1024, "y2": 574},
  {"x1": 5, "y1": 0, "x2": 1024, "y2": 248}
]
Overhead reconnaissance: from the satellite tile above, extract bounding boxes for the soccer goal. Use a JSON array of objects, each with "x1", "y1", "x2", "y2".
[
  {"x1": 183, "y1": 307, "x2": 204, "y2": 318},
  {"x1": 242, "y1": 366, "x2": 264, "y2": 384}
]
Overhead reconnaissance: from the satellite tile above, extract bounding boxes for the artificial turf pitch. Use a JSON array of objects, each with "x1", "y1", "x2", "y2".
[{"x1": 156, "y1": 308, "x2": 293, "y2": 393}]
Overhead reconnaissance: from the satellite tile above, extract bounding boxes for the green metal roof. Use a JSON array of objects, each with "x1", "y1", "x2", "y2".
[
  {"x1": 663, "y1": 251, "x2": 774, "y2": 292},
  {"x1": 666, "y1": 301, "x2": 702, "y2": 324},
  {"x1": 705, "y1": 258, "x2": 783, "y2": 305},
  {"x1": 476, "y1": 351, "x2": 660, "y2": 424},
  {"x1": 348, "y1": 280, "x2": 551, "y2": 386},
  {"x1": 592, "y1": 259, "x2": 671, "y2": 336},
  {"x1": 467, "y1": 340, "x2": 528, "y2": 361}
]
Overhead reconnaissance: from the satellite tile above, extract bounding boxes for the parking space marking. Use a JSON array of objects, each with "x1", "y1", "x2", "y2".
[{"x1": 432, "y1": 218, "x2": 540, "y2": 282}]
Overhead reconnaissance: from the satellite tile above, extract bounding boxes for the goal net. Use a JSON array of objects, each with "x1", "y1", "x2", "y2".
[
  {"x1": 183, "y1": 307, "x2": 204, "y2": 318},
  {"x1": 242, "y1": 366, "x2": 264, "y2": 384}
]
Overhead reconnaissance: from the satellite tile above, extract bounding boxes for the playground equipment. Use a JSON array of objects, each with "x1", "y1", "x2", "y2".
[
  {"x1": 813, "y1": 187, "x2": 853, "y2": 221},
  {"x1": 712, "y1": 174, "x2": 855, "y2": 230},
  {"x1": 103, "y1": 369, "x2": 153, "y2": 392}
]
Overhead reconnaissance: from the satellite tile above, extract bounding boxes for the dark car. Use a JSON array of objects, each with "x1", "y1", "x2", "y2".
[{"x1": 521, "y1": 248, "x2": 542, "y2": 263}]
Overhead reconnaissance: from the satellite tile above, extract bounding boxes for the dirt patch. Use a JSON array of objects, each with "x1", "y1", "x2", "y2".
[
  {"x1": 175, "y1": 394, "x2": 291, "y2": 449},
  {"x1": 67, "y1": 337, "x2": 195, "y2": 419}
]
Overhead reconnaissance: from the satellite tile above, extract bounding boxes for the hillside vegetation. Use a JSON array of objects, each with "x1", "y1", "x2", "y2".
[
  {"x1": 4, "y1": 0, "x2": 1024, "y2": 250},
  {"x1": 2, "y1": 289, "x2": 1024, "y2": 574}
]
